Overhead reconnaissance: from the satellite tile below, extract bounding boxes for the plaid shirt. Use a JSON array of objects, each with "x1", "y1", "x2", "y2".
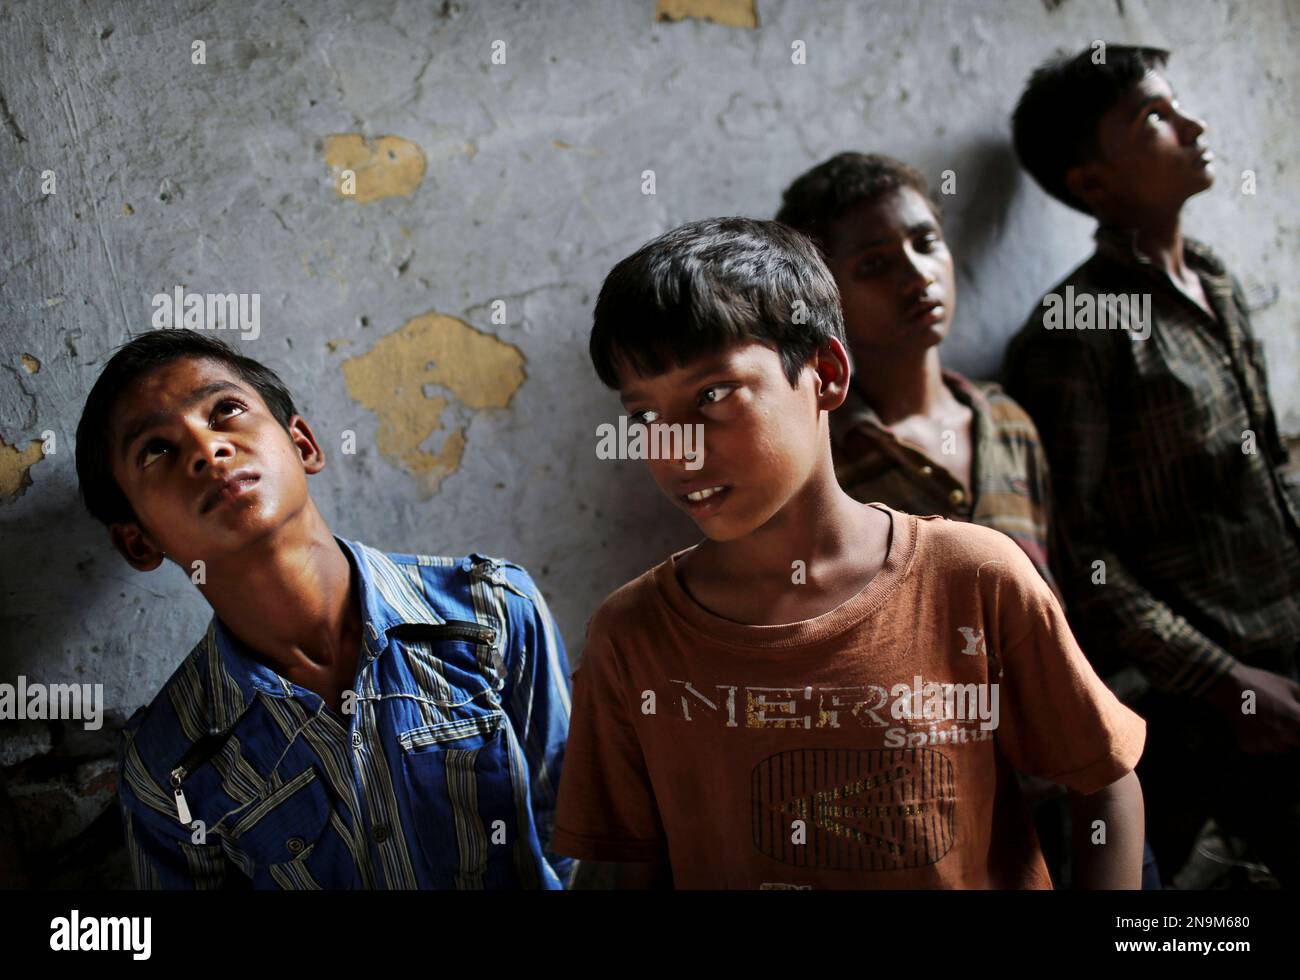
[
  {"x1": 1002, "y1": 225, "x2": 1300, "y2": 696},
  {"x1": 831, "y1": 370, "x2": 1058, "y2": 596},
  {"x1": 117, "y1": 539, "x2": 572, "y2": 889}
]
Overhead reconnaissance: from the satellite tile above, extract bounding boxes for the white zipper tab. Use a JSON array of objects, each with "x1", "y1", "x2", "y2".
[{"x1": 170, "y1": 768, "x2": 192, "y2": 826}]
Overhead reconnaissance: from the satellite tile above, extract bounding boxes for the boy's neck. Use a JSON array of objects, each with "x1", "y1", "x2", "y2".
[
  {"x1": 1103, "y1": 205, "x2": 1189, "y2": 280},
  {"x1": 682, "y1": 445, "x2": 890, "y2": 624},
  {"x1": 200, "y1": 503, "x2": 364, "y2": 705},
  {"x1": 851, "y1": 346, "x2": 956, "y2": 426}
]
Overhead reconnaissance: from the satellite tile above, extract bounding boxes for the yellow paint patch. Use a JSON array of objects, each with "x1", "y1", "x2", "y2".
[
  {"x1": 323, "y1": 134, "x2": 427, "y2": 204},
  {"x1": 121, "y1": 202, "x2": 134, "y2": 216},
  {"x1": 0, "y1": 437, "x2": 44, "y2": 503},
  {"x1": 655, "y1": 0, "x2": 758, "y2": 28},
  {"x1": 20, "y1": 354, "x2": 40, "y2": 374},
  {"x1": 341, "y1": 312, "x2": 526, "y2": 497}
]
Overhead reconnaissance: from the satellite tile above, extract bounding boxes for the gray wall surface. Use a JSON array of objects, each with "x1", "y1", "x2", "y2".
[{"x1": 0, "y1": 0, "x2": 1296, "y2": 885}]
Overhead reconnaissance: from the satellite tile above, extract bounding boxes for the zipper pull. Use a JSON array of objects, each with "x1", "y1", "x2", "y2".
[{"x1": 170, "y1": 767, "x2": 192, "y2": 826}]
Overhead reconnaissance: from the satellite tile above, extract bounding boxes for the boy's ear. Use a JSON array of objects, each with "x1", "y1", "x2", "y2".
[
  {"x1": 109, "y1": 521, "x2": 166, "y2": 572},
  {"x1": 1065, "y1": 162, "x2": 1107, "y2": 215},
  {"x1": 288, "y1": 415, "x2": 326, "y2": 475},
  {"x1": 812, "y1": 337, "x2": 852, "y2": 412}
]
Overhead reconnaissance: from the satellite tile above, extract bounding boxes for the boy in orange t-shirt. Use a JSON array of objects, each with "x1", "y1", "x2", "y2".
[{"x1": 551, "y1": 217, "x2": 1146, "y2": 888}]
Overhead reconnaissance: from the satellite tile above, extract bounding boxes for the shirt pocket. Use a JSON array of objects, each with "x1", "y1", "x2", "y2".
[
  {"x1": 398, "y1": 707, "x2": 519, "y2": 886},
  {"x1": 225, "y1": 765, "x2": 333, "y2": 887}
]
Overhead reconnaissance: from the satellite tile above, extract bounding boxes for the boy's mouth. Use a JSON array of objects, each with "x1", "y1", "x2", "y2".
[
  {"x1": 199, "y1": 470, "x2": 260, "y2": 515},
  {"x1": 904, "y1": 296, "x2": 945, "y2": 326},
  {"x1": 678, "y1": 482, "x2": 732, "y2": 518}
]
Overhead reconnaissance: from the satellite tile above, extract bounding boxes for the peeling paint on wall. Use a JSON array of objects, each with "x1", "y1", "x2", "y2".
[
  {"x1": 0, "y1": 437, "x2": 44, "y2": 503},
  {"x1": 341, "y1": 313, "x2": 526, "y2": 497},
  {"x1": 323, "y1": 134, "x2": 427, "y2": 204},
  {"x1": 20, "y1": 354, "x2": 40, "y2": 374},
  {"x1": 655, "y1": 0, "x2": 758, "y2": 28}
]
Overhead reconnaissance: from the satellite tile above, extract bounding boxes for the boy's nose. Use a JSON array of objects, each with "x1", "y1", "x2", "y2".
[
  {"x1": 1178, "y1": 110, "x2": 1207, "y2": 143},
  {"x1": 188, "y1": 434, "x2": 234, "y2": 474},
  {"x1": 900, "y1": 263, "x2": 935, "y2": 297},
  {"x1": 898, "y1": 246, "x2": 934, "y2": 292}
]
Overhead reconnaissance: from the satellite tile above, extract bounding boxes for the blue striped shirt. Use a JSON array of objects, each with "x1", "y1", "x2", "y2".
[{"x1": 117, "y1": 538, "x2": 572, "y2": 889}]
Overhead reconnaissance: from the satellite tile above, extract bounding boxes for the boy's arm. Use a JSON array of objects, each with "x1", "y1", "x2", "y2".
[
  {"x1": 1003, "y1": 324, "x2": 1239, "y2": 698},
  {"x1": 1069, "y1": 769, "x2": 1145, "y2": 890},
  {"x1": 500, "y1": 571, "x2": 574, "y2": 884},
  {"x1": 549, "y1": 615, "x2": 671, "y2": 887},
  {"x1": 983, "y1": 534, "x2": 1148, "y2": 886}
]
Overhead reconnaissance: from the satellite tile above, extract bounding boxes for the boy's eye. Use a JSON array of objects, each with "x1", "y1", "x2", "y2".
[
  {"x1": 917, "y1": 234, "x2": 940, "y2": 252},
  {"x1": 212, "y1": 399, "x2": 246, "y2": 422},
  {"x1": 699, "y1": 384, "x2": 734, "y2": 406},
  {"x1": 140, "y1": 438, "x2": 170, "y2": 468},
  {"x1": 629, "y1": 409, "x2": 659, "y2": 425},
  {"x1": 856, "y1": 255, "x2": 886, "y2": 276}
]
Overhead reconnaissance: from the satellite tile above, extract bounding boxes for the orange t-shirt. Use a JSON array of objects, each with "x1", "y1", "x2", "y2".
[{"x1": 551, "y1": 504, "x2": 1146, "y2": 888}]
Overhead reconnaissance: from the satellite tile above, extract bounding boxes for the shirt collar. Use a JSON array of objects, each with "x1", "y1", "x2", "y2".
[
  {"x1": 830, "y1": 369, "x2": 989, "y2": 448},
  {"x1": 1093, "y1": 223, "x2": 1229, "y2": 280},
  {"x1": 201, "y1": 536, "x2": 446, "y2": 733}
]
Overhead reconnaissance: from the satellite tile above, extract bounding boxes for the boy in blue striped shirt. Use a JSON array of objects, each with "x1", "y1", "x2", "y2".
[{"x1": 76, "y1": 331, "x2": 571, "y2": 889}]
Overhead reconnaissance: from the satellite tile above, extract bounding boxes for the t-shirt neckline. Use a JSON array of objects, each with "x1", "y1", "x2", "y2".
[{"x1": 652, "y1": 503, "x2": 916, "y2": 650}]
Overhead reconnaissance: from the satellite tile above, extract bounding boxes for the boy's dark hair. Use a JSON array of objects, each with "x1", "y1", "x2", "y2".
[
  {"x1": 75, "y1": 331, "x2": 298, "y2": 527},
  {"x1": 1012, "y1": 44, "x2": 1170, "y2": 214},
  {"x1": 589, "y1": 217, "x2": 845, "y2": 390},
  {"x1": 775, "y1": 152, "x2": 940, "y2": 253}
]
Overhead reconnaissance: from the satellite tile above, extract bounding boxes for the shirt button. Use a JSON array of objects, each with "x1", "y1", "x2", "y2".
[
  {"x1": 286, "y1": 836, "x2": 305, "y2": 855},
  {"x1": 949, "y1": 488, "x2": 966, "y2": 506},
  {"x1": 351, "y1": 731, "x2": 362, "y2": 749},
  {"x1": 920, "y1": 465, "x2": 934, "y2": 476},
  {"x1": 372, "y1": 825, "x2": 389, "y2": 844}
]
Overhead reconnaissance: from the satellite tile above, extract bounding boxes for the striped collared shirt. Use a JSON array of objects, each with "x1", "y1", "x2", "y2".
[
  {"x1": 1003, "y1": 225, "x2": 1300, "y2": 696},
  {"x1": 831, "y1": 369, "x2": 1059, "y2": 596},
  {"x1": 117, "y1": 538, "x2": 572, "y2": 889}
]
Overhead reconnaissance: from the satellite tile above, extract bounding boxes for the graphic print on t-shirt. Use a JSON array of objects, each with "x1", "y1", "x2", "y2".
[{"x1": 752, "y1": 747, "x2": 956, "y2": 870}]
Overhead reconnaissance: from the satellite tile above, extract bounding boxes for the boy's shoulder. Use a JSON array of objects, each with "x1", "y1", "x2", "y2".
[
  {"x1": 582, "y1": 512, "x2": 1046, "y2": 645},
  {"x1": 963, "y1": 377, "x2": 1042, "y2": 434},
  {"x1": 583, "y1": 561, "x2": 665, "y2": 643},
  {"x1": 120, "y1": 544, "x2": 550, "y2": 789},
  {"x1": 907, "y1": 510, "x2": 1047, "y2": 594},
  {"x1": 352, "y1": 541, "x2": 541, "y2": 602}
]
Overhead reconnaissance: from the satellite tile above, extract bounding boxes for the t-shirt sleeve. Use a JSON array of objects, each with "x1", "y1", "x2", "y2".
[
  {"x1": 550, "y1": 616, "x2": 669, "y2": 863},
  {"x1": 989, "y1": 545, "x2": 1146, "y2": 795}
]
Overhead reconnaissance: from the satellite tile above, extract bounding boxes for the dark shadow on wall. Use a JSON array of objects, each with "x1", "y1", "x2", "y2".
[
  {"x1": 926, "y1": 136, "x2": 1025, "y2": 381},
  {"x1": 943, "y1": 137, "x2": 1020, "y2": 276},
  {"x1": 0, "y1": 488, "x2": 141, "y2": 889}
]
